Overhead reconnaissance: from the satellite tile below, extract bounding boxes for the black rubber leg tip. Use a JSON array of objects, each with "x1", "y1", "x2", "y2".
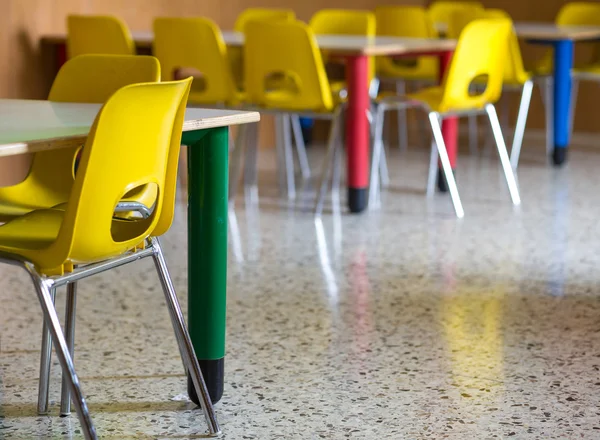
[
  {"x1": 348, "y1": 187, "x2": 368, "y2": 213},
  {"x1": 188, "y1": 358, "x2": 224, "y2": 405},
  {"x1": 437, "y1": 169, "x2": 449, "y2": 193},
  {"x1": 552, "y1": 148, "x2": 567, "y2": 166}
]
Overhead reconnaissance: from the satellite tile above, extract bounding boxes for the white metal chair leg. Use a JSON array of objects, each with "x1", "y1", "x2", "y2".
[
  {"x1": 426, "y1": 140, "x2": 439, "y2": 197},
  {"x1": 486, "y1": 104, "x2": 521, "y2": 206},
  {"x1": 60, "y1": 282, "x2": 77, "y2": 416},
  {"x1": 509, "y1": 80, "x2": 534, "y2": 168},
  {"x1": 368, "y1": 105, "x2": 390, "y2": 189},
  {"x1": 428, "y1": 112, "x2": 464, "y2": 218},
  {"x1": 468, "y1": 114, "x2": 478, "y2": 154},
  {"x1": 315, "y1": 111, "x2": 342, "y2": 216},
  {"x1": 569, "y1": 77, "x2": 579, "y2": 139},
  {"x1": 26, "y1": 264, "x2": 97, "y2": 440},
  {"x1": 369, "y1": 105, "x2": 386, "y2": 209},
  {"x1": 243, "y1": 122, "x2": 259, "y2": 204},
  {"x1": 396, "y1": 80, "x2": 409, "y2": 151},
  {"x1": 37, "y1": 286, "x2": 56, "y2": 415},
  {"x1": 150, "y1": 238, "x2": 221, "y2": 437},
  {"x1": 290, "y1": 115, "x2": 311, "y2": 179},
  {"x1": 331, "y1": 139, "x2": 343, "y2": 210}
]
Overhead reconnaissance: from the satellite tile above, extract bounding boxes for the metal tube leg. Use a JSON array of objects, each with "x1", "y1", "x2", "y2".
[
  {"x1": 569, "y1": 77, "x2": 579, "y2": 139},
  {"x1": 428, "y1": 113, "x2": 464, "y2": 218},
  {"x1": 396, "y1": 80, "x2": 409, "y2": 151},
  {"x1": 331, "y1": 139, "x2": 343, "y2": 210},
  {"x1": 228, "y1": 124, "x2": 246, "y2": 204},
  {"x1": 542, "y1": 76, "x2": 554, "y2": 155},
  {"x1": 368, "y1": 105, "x2": 385, "y2": 208},
  {"x1": 37, "y1": 286, "x2": 56, "y2": 415},
  {"x1": 426, "y1": 139, "x2": 439, "y2": 197},
  {"x1": 274, "y1": 115, "x2": 287, "y2": 198},
  {"x1": 486, "y1": 104, "x2": 521, "y2": 206},
  {"x1": 243, "y1": 123, "x2": 259, "y2": 204},
  {"x1": 315, "y1": 111, "x2": 341, "y2": 216},
  {"x1": 282, "y1": 114, "x2": 296, "y2": 200},
  {"x1": 291, "y1": 115, "x2": 311, "y2": 179},
  {"x1": 27, "y1": 267, "x2": 96, "y2": 440},
  {"x1": 150, "y1": 239, "x2": 221, "y2": 437},
  {"x1": 468, "y1": 114, "x2": 478, "y2": 154},
  {"x1": 510, "y1": 80, "x2": 534, "y2": 169},
  {"x1": 60, "y1": 282, "x2": 77, "y2": 416}
]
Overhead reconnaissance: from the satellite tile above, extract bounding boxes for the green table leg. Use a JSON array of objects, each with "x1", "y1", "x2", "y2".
[{"x1": 181, "y1": 127, "x2": 228, "y2": 405}]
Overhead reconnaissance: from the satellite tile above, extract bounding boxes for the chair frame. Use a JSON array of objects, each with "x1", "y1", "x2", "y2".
[
  {"x1": 369, "y1": 98, "x2": 521, "y2": 217},
  {"x1": 12, "y1": 236, "x2": 221, "y2": 439}
]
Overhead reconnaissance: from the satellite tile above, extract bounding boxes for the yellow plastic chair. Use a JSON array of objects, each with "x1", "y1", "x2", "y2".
[
  {"x1": 230, "y1": 8, "x2": 296, "y2": 89},
  {"x1": 241, "y1": 19, "x2": 343, "y2": 214},
  {"x1": 0, "y1": 78, "x2": 222, "y2": 439},
  {"x1": 375, "y1": 6, "x2": 438, "y2": 150},
  {"x1": 370, "y1": 18, "x2": 520, "y2": 218},
  {"x1": 428, "y1": 1, "x2": 485, "y2": 36},
  {"x1": 67, "y1": 15, "x2": 134, "y2": 58},
  {"x1": 0, "y1": 55, "x2": 161, "y2": 223},
  {"x1": 309, "y1": 8, "x2": 377, "y2": 99},
  {"x1": 153, "y1": 17, "x2": 241, "y2": 106}
]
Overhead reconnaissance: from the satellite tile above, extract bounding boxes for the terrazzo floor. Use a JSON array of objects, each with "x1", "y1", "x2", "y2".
[{"x1": 2, "y1": 137, "x2": 600, "y2": 439}]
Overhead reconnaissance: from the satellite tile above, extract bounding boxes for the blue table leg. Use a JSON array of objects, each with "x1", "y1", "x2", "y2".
[{"x1": 552, "y1": 40, "x2": 574, "y2": 166}]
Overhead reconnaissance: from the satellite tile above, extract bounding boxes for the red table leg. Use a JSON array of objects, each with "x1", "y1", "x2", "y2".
[
  {"x1": 345, "y1": 55, "x2": 370, "y2": 213},
  {"x1": 438, "y1": 50, "x2": 457, "y2": 192}
]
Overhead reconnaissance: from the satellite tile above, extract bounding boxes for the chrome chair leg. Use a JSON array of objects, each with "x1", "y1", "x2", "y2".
[
  {"x1": 25, "y1": 264, "x2": 97, "y2": 440},
  {"x1": 331, "y1": 139, "x2": 343, "y2": 210},
  {"x1": 37, "y1": 286, "x2": 56, "y2": 415},
  {"x1": 281, "y1": 114, "x2": 296, "y2": 200},
  {"x1": 569, "y1": 77, "x2": 579, "y2": 140},
  {"x1": 396, "y1": 80, "x2": 409, "y2": 151},
  {"x1": 485, "y1": 104, "x2": 521, "y2": 206},
  {"x1": 468, "y1": 114, "x2": 478, "y2": 154},
  {"x1": 369, "y1": 105, "x2": 385, "y2": 209},
  {"x1": 541, "y1": 76, "x2": 554, "y2": 155},
  {"x1": 315, "y1": 111, "x2": 342, "y2": 216},
  {"x1": 368, "y1": 105, "x2": 390, "y2": 189},
  {"x1": 60, "y1": 282, "x2": 78, "y2": 416},
  {"x1": 243, "y1": 123, "x2": 259, "y2": 205},
  {"x1": 274, "y1": 114, "x2": 287, "y2": 198},
  {"x1": 428, "y1": 112, "x2": 464, "y2": 218},
  {"x1": 290, "y1": 115, "x2": 311, "y2": 179},
  {"x1": 426, "y1": 139, "x2": 439, "y2": 198},
  {"x1": 510, "y1": 80, "x2": 534, "y2": 169},
  {"x1": 229, "y1": 124, "x2": 247, "y2": 204},
  {"x1": 150, "y1": 238, "x2": 221, "y2": 437}
]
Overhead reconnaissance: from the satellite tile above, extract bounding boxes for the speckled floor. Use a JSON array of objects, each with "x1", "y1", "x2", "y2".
[{"x1": 2, "y1": 134, "x2": 600, "y2": 439}]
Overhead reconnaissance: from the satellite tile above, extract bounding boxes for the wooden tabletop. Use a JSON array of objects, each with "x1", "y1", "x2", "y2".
[
  {"x1": 0, "y1": 99, "x2": 259, "y2": 157},
  {"x1": 434, "y1": 21, "x2": 600, "y2": 41},
  {"x1": 42, "y1": 31, "x2": 456, "y2": 56}
]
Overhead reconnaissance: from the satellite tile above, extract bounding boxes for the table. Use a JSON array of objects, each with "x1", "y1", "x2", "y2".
[
  {"x1": 0, "y1": 99, "x2": 260, "y2": 405},
  {"x1": 513, "y1": 23, "x2": 600, "y2": 165},
  {"x1": 41, "y1": 32, "x2": 458, "y2": 209}
]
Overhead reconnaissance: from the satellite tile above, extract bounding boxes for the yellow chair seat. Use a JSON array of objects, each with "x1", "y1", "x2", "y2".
[{"x1": 406, "y1": 86, "x2": 445, "y2": 111}]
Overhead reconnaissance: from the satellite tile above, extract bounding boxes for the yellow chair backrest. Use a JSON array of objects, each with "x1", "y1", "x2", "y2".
[
  {"x1": 446, "y1": 7, "x2": 485, "y2": 39},
  {"x1": 67, "y1": 15, "x2": 134, "y2": 58},
  {"x1": 484, "y1": 9, "x2": 530, "y2": 86},
  {"x1": 244, "y1": 20, "x2": 333, "y2": 112},
  {"x1": 153, "y1": 17, "x2": 238, "y2": 105},
  {"x1": 234, "y1": 8, "x2": 295, "y2": 31},
  {"x1": 309, "y1": 9, "x2": 376, "y2": 81},
  {"x1": 556, "y1": 2, "x2": 600, "y2": 25},
  {"x1": 0, "y1": 55, "x2": 161, "y2": 216},
  {"x1": 428, "y1": 1, "x2": 484, "y2": 33},
  {"x1": 439, "y1": 18, "x2": 511, "y2": 112},
  {"x1": 37, "y1": 79, "x2": 191, "y2": 273},
  {"x1": 375, "y1": 6, "x2": 438, "y2": 79}
]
